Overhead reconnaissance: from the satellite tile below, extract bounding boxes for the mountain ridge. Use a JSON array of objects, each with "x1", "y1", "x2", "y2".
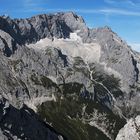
[{"x1": 0, "y1": 12, "x2": 140, "y2": 140}]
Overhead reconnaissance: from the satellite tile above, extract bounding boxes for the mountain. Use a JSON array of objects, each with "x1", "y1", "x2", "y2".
[
  {"x1": 116, "y1": 115, "x2": 140, "y2": 140},
  {"x1": 0, "y1": 12, "x2": 140, "y2": 140}
]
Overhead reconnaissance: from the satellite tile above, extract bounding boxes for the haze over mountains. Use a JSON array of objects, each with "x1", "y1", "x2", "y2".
[{"x1": 0, "y1": 12, "x2": 140, "y2": 140}]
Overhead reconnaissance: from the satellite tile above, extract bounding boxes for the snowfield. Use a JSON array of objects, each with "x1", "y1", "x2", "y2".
[{"x1": 27, "y1": 32, "x2": 101, "y2": 63}]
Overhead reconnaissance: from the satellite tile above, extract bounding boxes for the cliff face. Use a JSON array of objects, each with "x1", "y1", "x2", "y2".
[
  {"x1": 0, "y1": 12, "x2": 87, "y2": 44},
  {"x1": 0, "y1": 12, "x2": 140, "y2": 140},
  {"x1": 0, "y1": 97, "x2": 65, "y2": 140},
  {"x1": 116, "y1": 115, "x2": 140, "y2": 140}
]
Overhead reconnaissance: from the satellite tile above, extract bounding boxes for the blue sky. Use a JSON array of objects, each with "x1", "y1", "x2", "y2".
[{"x1": 0, "y1": 0, "x2": 140, "y2": 52}]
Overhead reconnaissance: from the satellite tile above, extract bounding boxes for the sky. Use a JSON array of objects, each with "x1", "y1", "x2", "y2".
[{"x1": 0, "y1": 0, "x2": 140, "y2": 52}]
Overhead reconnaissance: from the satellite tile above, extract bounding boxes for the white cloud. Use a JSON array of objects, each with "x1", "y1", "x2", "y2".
[
  {"x1": 23, "y1": 0, "x2": 36, "y2": 7},
  {"x1": 22, "y1": 8, "x2": 140, "y2": 17},
  {"x1": 104, "y1": 0, "x2": 136, "y2": 6},
  {"x1": 104, "y1": 0, "x2": 116, "y2": 4},
  {"x1": 23, "y1": 0, "x2": 47, "y2": 9},
  {"x1": 100, "y1": 8, "x2": 140, "y2": 16},
  {"x1": 20, "y1": 8, "x2": 99, "y2": 14},
  {"x1": 129, "y1": 43, "x2": 140, "y2": 52}
]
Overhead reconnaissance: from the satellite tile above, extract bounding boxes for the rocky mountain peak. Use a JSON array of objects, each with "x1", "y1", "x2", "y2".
[
  {"x1": 0, "y1": 12, "x2": 87, "y2": 45},
  {"x1": 0, "y1": 12, "x2": 140, "y2": 140}
]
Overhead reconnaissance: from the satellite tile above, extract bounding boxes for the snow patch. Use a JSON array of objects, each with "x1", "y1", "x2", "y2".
[
  {"x1": 27, "y1": 32, "x2": 101, "y2": 63},
  {"x1": 69, "y1": 32, "x2": 82, "y2": 42}
]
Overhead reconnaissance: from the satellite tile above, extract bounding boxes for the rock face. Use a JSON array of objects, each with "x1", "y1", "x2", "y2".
[
  {"x1": 0, "y1": 97, "x2": 65, "y2": 140},
  {"x1": 0, "y1": 12, "x2": 140, "y2": 140},
  {"x1": 0, "y1": 12, "x2": 87, "y2": 44},
  {"x1": 116, "y1": 116, "x2": 140, "y2": 140}
]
